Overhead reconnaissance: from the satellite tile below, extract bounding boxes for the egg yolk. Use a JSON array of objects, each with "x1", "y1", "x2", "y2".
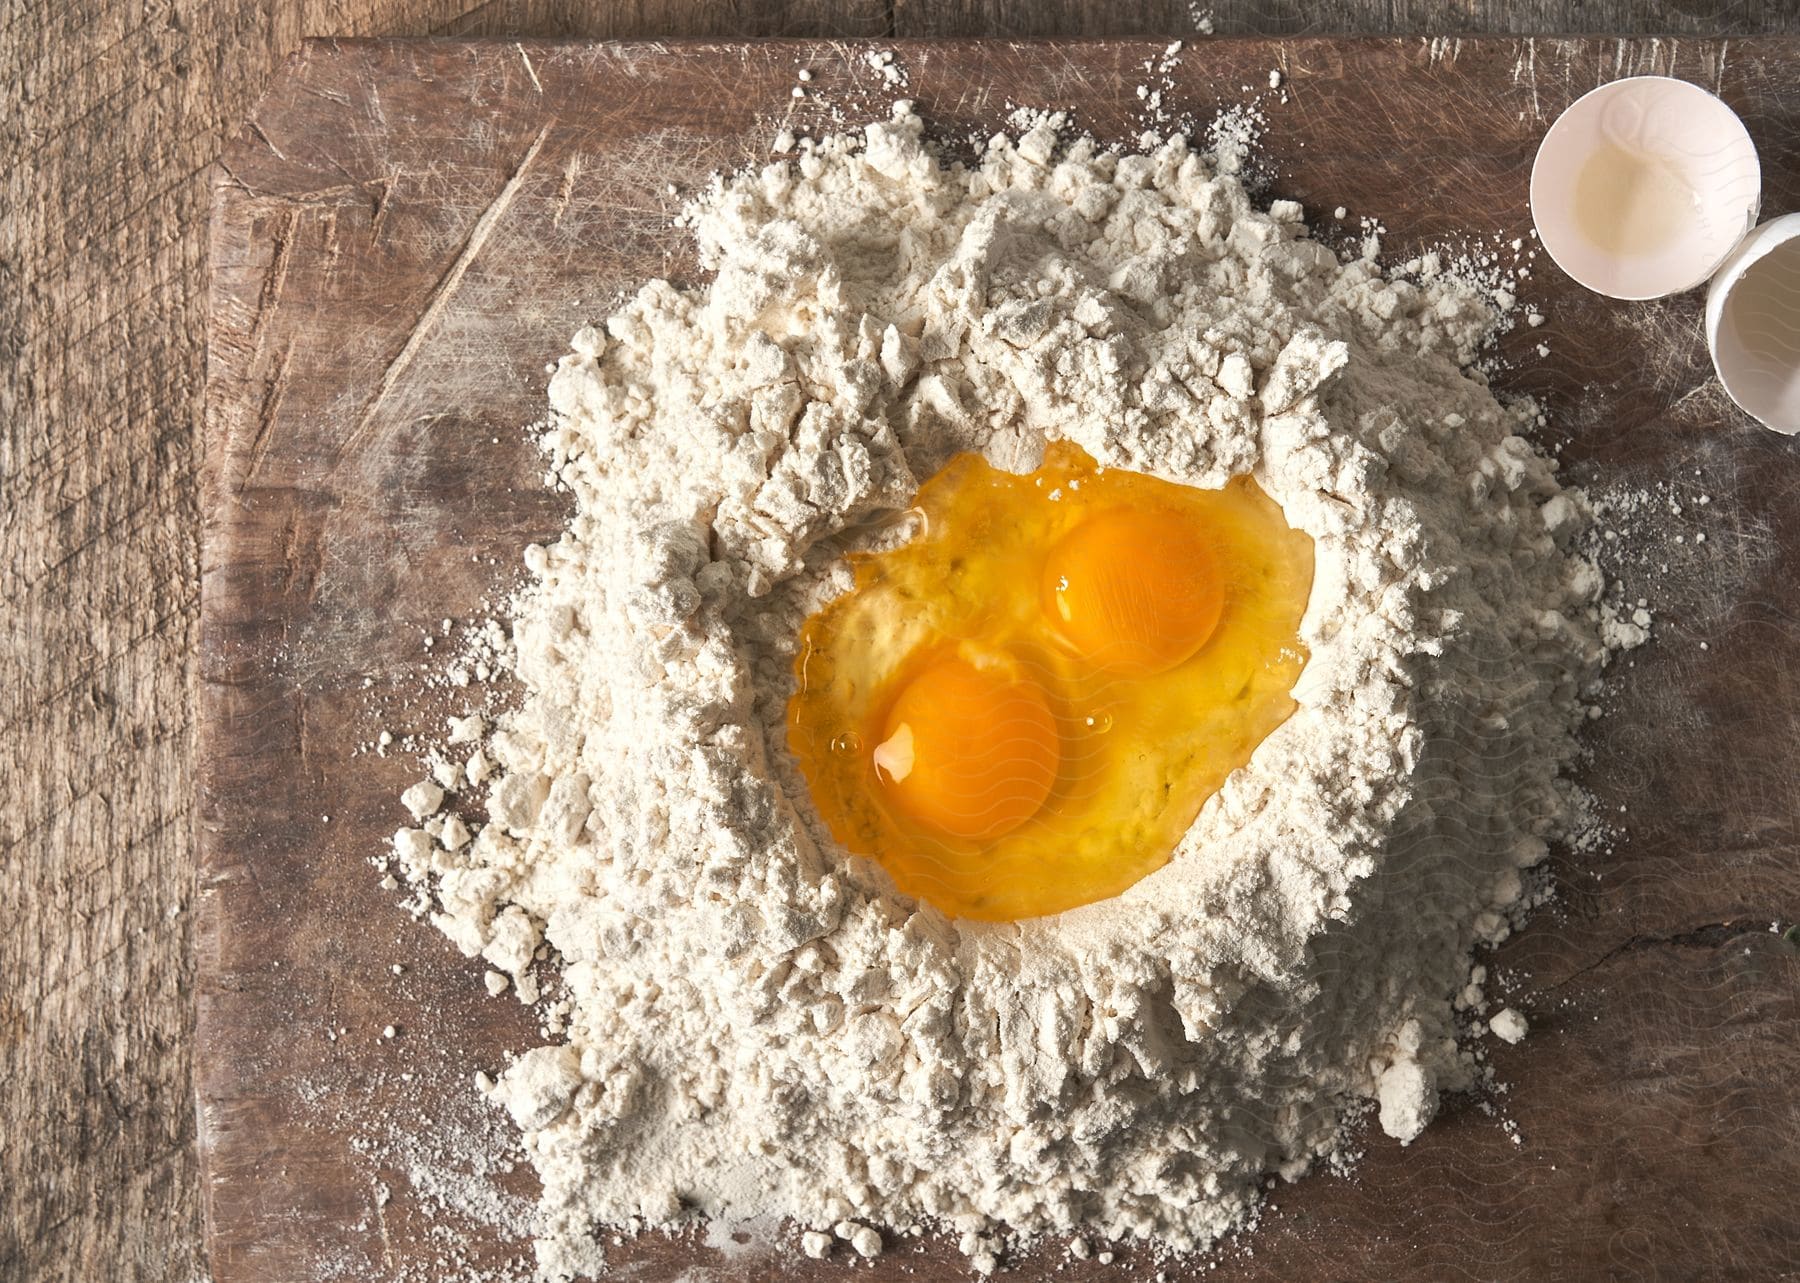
[
  {"x1": 872, "y1": 657, "x2": 1060, "y2": 841},
  {"x1": 1042, "y1": 508, "x2": 1225, "y2": 677}
]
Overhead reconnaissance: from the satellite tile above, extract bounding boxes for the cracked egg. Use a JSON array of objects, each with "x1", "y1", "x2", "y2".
[{"x1": 788, "y1": 441, "x2": 1314, "y2": 921}]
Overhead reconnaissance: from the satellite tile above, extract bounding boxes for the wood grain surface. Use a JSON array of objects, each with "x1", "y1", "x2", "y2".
[
  {"x1": 197, "y1": 34, "x2": 1800, "y2": 1283},
  {"x1": 9, "y1": 6, "x2": 1800, "y2": 1283}
]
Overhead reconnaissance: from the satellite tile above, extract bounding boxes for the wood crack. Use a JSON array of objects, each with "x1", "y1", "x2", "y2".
[{"x1": 1549, "y1": 918, "x2": 1788, "y2": 991}]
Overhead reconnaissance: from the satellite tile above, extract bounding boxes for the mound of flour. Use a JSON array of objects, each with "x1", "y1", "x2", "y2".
[{"x1": 393, "y1": 104, "x2": 1628, "y2": 1276}]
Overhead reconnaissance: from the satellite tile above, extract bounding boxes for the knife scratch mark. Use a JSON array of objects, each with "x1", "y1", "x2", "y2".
[
  {"x1": 553, "y1": 153, "x2": 581, "y2": 228},
  {"x1": 249, "y1": 118, "x2": 289, "y2": 163},
  {"x1": 336, "y1": 122, "x2": 553, "y2": 465},
  {"x1": 517, "y1": 42, "x2": 543, "y2": 95},
  {"x1": 1525, "y1": 38, "x2": 1541, "y2": 122},
  {"x1": 240, "y1": 343, "x2": 292, "y2": 494}
]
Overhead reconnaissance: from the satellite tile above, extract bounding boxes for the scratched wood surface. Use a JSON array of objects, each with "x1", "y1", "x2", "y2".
[
  {"x1": 13, "y1": 11, "x2": 1800, "y2": 1283},
  {"x1": 19, "y1": 5, "x2": 1800, "y2": 1283},
  {"x1": 197, "y1": 37, "x2": 1800, "y2": 1282}
]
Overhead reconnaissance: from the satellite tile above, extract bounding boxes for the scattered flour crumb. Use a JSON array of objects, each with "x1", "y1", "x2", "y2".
[{"x1": 1491, "y1": 1007, "x2": 1530, "y2": 1044}]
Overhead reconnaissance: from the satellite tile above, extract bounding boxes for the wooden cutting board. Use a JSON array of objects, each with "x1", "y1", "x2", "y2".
[{"x1": 199, "y1": 37, "x2": 1800, "y2": 1282}]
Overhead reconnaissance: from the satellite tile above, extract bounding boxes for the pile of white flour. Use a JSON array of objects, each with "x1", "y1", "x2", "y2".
[{"x1": 391, "y1": 104, "x2": 1630, "y2": 1276}]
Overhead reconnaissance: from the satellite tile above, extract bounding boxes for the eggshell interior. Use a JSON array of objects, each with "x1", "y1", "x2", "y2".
[{"x1": 1531, "y1": 76, "x2": 1760, "y2": 300}]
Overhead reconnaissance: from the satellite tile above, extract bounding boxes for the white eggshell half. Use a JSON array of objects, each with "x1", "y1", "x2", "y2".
[
  {"x1": 1531, "y1": 76, "x2": 1760, "y2": 301},
  {"x1": 1706, "y1": 212, "x2": 1800, "y2": 435}
]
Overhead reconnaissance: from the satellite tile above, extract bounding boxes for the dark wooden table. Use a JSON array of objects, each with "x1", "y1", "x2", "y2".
[{"x1": 9, "y1": 4, "x2": 1800, "y2": 1282}]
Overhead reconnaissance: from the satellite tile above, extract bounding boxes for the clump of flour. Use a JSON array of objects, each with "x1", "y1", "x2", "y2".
[{"x1": 393, "y1": 103, "x2": 1630, "y2": 1276}]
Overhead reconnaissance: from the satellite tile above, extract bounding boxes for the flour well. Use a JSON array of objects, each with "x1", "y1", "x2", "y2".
[{"x1": 391, "y1": 103, "x2": 1633, "y2": 1276}]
